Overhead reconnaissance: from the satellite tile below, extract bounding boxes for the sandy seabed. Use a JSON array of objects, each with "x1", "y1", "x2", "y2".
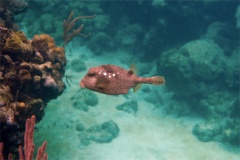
[{"x1": 34, "y1": 44, "x2": 240, "y2": 160}]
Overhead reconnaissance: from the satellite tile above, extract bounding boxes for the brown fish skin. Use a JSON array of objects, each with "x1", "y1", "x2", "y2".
[{"x1": 80, "y1": 64, "x2": 165, "y2": 95}]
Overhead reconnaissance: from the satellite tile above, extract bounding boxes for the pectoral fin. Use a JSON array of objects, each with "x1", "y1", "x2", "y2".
[{"x1": 133, "y1": 83, "x2": 142, "y2": 92}]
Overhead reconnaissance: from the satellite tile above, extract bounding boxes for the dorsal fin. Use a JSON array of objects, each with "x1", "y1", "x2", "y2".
[
  {"x1": 130, "y1": 64, "x2": 137, "y2": 75},
  {"x1": 102, "y1": 65, "x2": 114, "y2": 73}
]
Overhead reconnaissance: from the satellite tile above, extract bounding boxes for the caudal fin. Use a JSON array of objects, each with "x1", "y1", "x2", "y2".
[{"x1": 150, "y1": 76, "x2": 165, "y2": 85}]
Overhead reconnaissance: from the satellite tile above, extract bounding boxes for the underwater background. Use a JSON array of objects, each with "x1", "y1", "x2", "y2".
[{"x1": 0, "y1": 0, "x2": 239, "y2": 159}]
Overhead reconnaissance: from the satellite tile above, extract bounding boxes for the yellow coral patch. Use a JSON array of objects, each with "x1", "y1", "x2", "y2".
[{"x1": 4, "y1": 33, "x2": 23, "y2": 53}]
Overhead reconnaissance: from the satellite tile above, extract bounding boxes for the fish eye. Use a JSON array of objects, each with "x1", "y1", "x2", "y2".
[{"x1": 88, "y1": 73, "x2": 95, "y2": 77}]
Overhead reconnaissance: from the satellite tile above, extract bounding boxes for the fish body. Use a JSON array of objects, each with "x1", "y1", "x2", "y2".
[{"x1": 80, "y1": 64, "x2": 165, "y2": 95}]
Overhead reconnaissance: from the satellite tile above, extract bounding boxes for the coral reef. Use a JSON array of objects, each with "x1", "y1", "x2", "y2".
[
  {"x1": 0, "y1": 115, "x2": 48, "y2": 159},
  {"x1": 3, "y1": 0, "x2": 28, "y2": 14},
  {"x1": 224, "y1": 47, "x2": 239, "y2": 89},
  {"x1": 0, "y1": 0, "x2": 28, "y2": 29},
  {"x1": 77, "y1": 120, "x2": 120, "y2": 146},
  {"x1": 0, "y1": 27, "x2": 66, "y2": 155},
  {"x1": 63, "y1": 11, "x2": 95, "y2": 47},
  {"x1": 193, "y1": 121, "x2": 222, "y2": 142},
  {"x1": 4, "y1": 31, "x2": 33, "y2": 58},
  {"x1": 70, "y1": 58, "x2": 86, "y2": 72},
  {"x1": 114, "y1": 23, "x2": 144, "y2": 49},
  {"x1": 13, "y1": 0, "x2": 239, "y2": 59},
  {"x1": 157, "y1": 38, "x2": 239, "y2": 146},
  {"x1": 203, "y1": 21, "x2": 238, "y2": 55},
  {"x1": 71, "y1": 89, "x2": 98, "y2": 112},
  {"x1": 116, "y1": 100, "x2": 138, "y2": 115},
  {"x1": 163, "y1": 98, "x2": 191, "y2": 117},
  {"x1": 235, "y1": 5, "x2": 240, "y2": 29},
  {"x1": 6, "y1": 0, "x2": 238, "y2": 151},
  {"x1": 87, "y1": 32, "x2": 114, "y2": 55},
  {"x1": 199, "y1": 91, "x2": 237, "y2": 118},
  {"x1": 158, "y1": 39, "x2": 225, "y2": 97},
  {"x1": 193, "y1": 118, "x2": 240, "y2": 146}
]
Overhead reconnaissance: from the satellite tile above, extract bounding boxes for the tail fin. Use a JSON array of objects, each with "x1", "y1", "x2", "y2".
[{"x1": 150, "y1": 76, "x2": 165, "y2": 85}]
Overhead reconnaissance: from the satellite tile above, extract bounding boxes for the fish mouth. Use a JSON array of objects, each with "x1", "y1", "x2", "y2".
[{"x1": 80, "y1": 81, "x2": 85, "y2": 88}]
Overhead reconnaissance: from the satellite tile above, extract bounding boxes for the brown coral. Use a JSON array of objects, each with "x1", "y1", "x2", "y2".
[
  {"x1": 48, "y1": 46, "x2": 66, "y2": 68},
  {"x1": 0, "y1": 107, "x2": 15, "y2": 124},
  {"x1": 0, "y1": 27, "x2": 66, "y2": 156},
  {"x1": 0, "y1": 85, "x2": 13, "y2": 105},
  {"x1": 3, "y1": 32, "x2": 22, "y2": 53},
  {"x1": 32, "y1": 34, "x2": 56, "y2": 54},
  {"x1": 18, "y1": 69, "x2": 32, "y2": 82},
  {"x1": 0, "y1": 26, "x2": 12, "y2": 50},
  {"x1": 31, "y1": 34, "x2": 66, "y2": 69},
  {"x1": 3, "y1": 31, "x2": 33, "y2": 60}
]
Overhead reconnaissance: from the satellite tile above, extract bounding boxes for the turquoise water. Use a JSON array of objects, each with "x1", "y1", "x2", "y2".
[{"x1": 1, "y1": 0, "x2": 240, "y2": 159}]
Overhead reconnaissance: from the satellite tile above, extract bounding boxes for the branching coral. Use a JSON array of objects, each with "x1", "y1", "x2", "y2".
[
  {"x1": 63, "y1": 11, "x2": 95, "y2": 47},
  {"x1": 0, "y1": 115, "x2": 48, "y2": 160}
]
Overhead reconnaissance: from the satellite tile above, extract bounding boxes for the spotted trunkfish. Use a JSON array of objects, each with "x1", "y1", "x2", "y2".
[{"x1": 80, "y1": 64, "x2": 165, "y2": 95}]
